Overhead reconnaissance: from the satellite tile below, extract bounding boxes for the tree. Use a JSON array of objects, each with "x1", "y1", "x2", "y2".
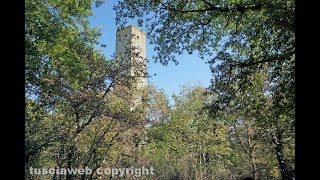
[
  {"x1": 140, "y1": 85, "x2": 232, "y2": 179},
  {"x1": 146, "y1": 84, "x2": 171, "y2": 125},
  {"x1": 220, "y1": 69, "x2": 283, "y2": 179},
  {"x1": 25, "y1": 0, "x2": 147, "y2": 179},
  {"x1": 114, "y1": 0, "x2": 295, "y2": 179}
]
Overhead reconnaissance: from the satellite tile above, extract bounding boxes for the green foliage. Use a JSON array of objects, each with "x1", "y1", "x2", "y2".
[
  {"x1": 26, "y1": 0, "x2": 295, "y2": 179},
  {"x1": 140, "y1": 85, "x2": 233, "y2": 179},
  {"x1": 25, "y1": 0, "x2": 147, "y2": 179},
  {"x1": 114, "y1": 0, "x2": 295, "y2": 179},
  {"x1": 146, "y1": 84, "x2": 171, "y2": 124},
  {"x1": 114, "y1": 0, "x2": 294, "y2": 64}
]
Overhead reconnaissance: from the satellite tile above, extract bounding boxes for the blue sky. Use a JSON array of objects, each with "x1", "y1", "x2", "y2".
[{"x1": 88, "y1": 1, "x2": 212, "y2": 103}]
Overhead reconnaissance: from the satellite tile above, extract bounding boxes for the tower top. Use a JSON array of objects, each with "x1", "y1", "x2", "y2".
[{"x1": 117, "y1": 25, "x2": 146, "y2": 35}]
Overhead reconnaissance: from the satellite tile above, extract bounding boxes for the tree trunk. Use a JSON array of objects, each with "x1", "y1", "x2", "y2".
[
  {"x1": 66, "y1": 145, "x2": 75, "y2": 180},
  {"x1": 251, "y1": 156, "x2": 258, "y2": 180},
  {"x1": 272, "y1": 131, "x2": 293, "y2": 180},
  {"x1": 248, "y1": 149, "x2": 258, "y2": 179},
  {"x1": 247, "y1": 134, "x2": 258, "y2": 180}
]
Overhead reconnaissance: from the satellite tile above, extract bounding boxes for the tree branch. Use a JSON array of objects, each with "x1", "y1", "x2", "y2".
[
  {"x1": 231, "y1": 54, "x2": 288, "y2": 68},
  {"x1": 161, "y1": 2, "x2": 267, "y2": 13},
  {"x1": 76, "y1": 81, "x2": 114, "y2": 133}
]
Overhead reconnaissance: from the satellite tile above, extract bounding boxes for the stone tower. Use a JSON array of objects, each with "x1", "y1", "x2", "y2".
[{"x1": 115, "y1": 25, "x2": 147, "y2": 108}]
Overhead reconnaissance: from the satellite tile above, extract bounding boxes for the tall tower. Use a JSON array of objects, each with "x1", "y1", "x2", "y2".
[{"x1": 115, "y1": 25, "x2": 147, "y2": 108}]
